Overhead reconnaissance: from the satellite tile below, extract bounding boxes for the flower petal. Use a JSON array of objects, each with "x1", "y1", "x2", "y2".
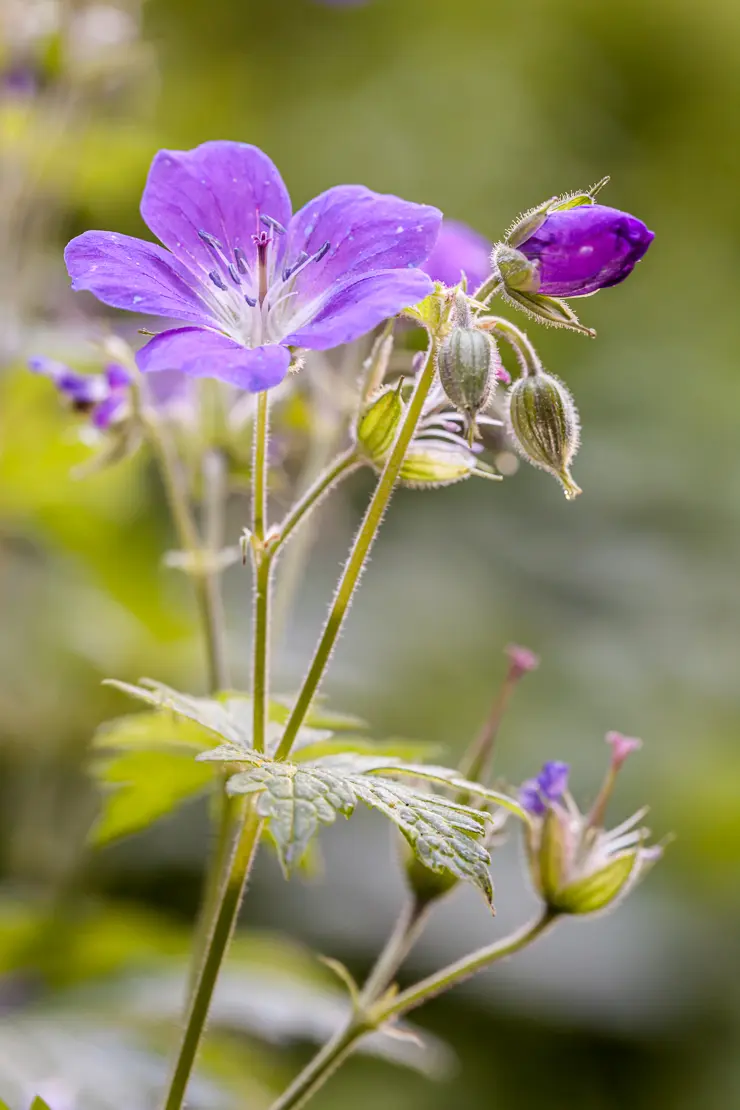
[
  {"x1": 141, "y1": 141, "x2": 292, "y2": 277},
  {"x1": 136, "y1": 327, "x2": 291, "y2": 392},
  {"x1": 65, "y1": 231, "x2": 213, "y2": 326},
  {"x1": 286, "y1": 186, "x2": 441, "y2": 303},
  {"x1": 284, "y1": 269, "x2": 433, "y2": 349},
  {"x1": 422, "y1": 219, "x2": 492, "y2": 288}
]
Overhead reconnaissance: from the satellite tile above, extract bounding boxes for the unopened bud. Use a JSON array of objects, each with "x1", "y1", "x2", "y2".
[
  {"x1": 437, "y1": 324, "x2": 499, "y2": 443},
  {"x1": 507, "y1": 373, "x2": 581, "y2": 499},
  {"x1": 356, "y1": 382, "x2": 404, "y2": 465}
]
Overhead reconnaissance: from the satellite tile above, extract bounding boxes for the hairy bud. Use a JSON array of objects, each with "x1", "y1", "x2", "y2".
[
  {"x1": 356, "y1": 383, "x2": 404, "y2": 465},
  {"x1": 437, "y1": 321, "x2": 499, "y2": 444},
  {"x1": 507, "y1": 373, "x2": 581, "y2": 499}
]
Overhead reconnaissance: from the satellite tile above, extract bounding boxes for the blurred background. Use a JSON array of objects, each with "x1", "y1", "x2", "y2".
[{"x1": 1, "y1": 0, "x2": 739, "y2": 1107}]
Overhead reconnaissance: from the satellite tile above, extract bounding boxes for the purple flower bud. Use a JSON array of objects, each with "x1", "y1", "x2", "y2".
[
  {"x1": 517, "y1": 204, "x2": 654, "y2": 297},
  {"x1": 421, "y1": 219, "x2": 492, "y2": 290}
]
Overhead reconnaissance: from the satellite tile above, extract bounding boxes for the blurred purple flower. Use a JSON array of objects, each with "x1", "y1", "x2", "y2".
[
  {"x1": 519, "y1": 759, "x2": 569, "y2": 816},
  {"x1": 421, "y1": 219, "x2": 492, "y2": 290},
  {"x1": 64, "y1": 141, "x2": 441, "y2": 393},
  {"x1": 29, "y1": 357, "x2": 132, "y2": 429},
  {"x1": 518, "y1": 204, "x2": 654, "y2": 296}
]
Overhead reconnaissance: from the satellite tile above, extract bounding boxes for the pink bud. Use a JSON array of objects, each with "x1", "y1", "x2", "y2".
[
  {"x1": 506, "y1": 643, "x2": 540, "y2": 678},
  {"x1": 606, "y1": 731, "x2": 642, "y2": 768},
  {"x1": 495, "y1": 366, "x2": 512, "y2": 385}
]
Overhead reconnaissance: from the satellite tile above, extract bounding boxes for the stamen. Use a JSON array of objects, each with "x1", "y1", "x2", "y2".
[
  {"x1": 260, "y1": 214, "x2": 286, "y2": 235},
  {"x1": 282, "y1": 251, "x2": 308, "y2": 282},
  {"x1": 244, "y1": 293, "x2": 257, "y2": 307},
  {"x1": 227, "y1": 263, "x2": 242, "y2": 286},
  {"x1": 312, "y1": 241, "x2": 331, "y2": 264},
  {"x1": 209, "y1": 269, "x2": 228, "y2": 292},
  {"x1": 198, "y1": 229, "x2": 223, "y2": 251},
  {"x1": 234, "y1": 246, "x2": 250, "y2": 274}
]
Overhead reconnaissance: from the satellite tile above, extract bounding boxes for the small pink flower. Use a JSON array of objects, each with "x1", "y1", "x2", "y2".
[
  {"x1": 506, "y1": 643, "x2": 540, "y2": 678},
  {"x1": 606, "y1": 731, "x2": 642, "y2": 768}
]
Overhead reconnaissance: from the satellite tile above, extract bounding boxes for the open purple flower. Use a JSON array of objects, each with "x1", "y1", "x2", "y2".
[
  {"x1": 517, "y1": 204, "x2": 654, "y2": 297},
  {"x1": 421, "y1": 219, "x2": 492, "y2": 290},
  {"x1": 29, "y1": 357, "x2": 133, "y2": 429},
  {"x1": 64, "y1": 141, "x2": 441, "y2": 393}
]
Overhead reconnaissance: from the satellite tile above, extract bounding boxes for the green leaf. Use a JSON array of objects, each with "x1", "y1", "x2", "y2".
[
  {"x1": 91, "y1": 748, "x2": 213, "y2": 845},
  {"x1": 209, "y1": 749, "x2": 509, "y2": 904},
  {"x1": 30, "y1": 1099, "x2": 53, "y2": 1110}
]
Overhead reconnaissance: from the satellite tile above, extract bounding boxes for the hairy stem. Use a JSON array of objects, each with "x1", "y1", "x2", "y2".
[
  {"x1": 275, "y1": 337, "x2": 439, "y2": 762},
  {"x1": 372, "y1": 907, "x2": 557, "y2": 1021},
  {"x1": 273, "y1": 448, "x2": 361, "y2": 553},
  {"x1": 251, "y1": 390, "x2": 270, "y2": 754},
  {"x1": 358, "y1": 895, "x2": 430, "y2": 1006},
  {"x1": 161, "y1": 809, "x2": 262, "y2": 1110},
  {"x1": 271, "y1": 908, "x2": 556, "y2": 1110}
]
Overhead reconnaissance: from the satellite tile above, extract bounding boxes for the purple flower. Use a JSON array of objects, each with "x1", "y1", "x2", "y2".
[
  {"x1": 517, "y1": 204, "x2": 654, "y2": 297},
  {"x1": 519, "y1": 759, "x2": 569, "y2": 816},
  {"x1": 29, "y1": 357, "x2": 132, "y2": 429},
  {"x1": 505, "y1": 643, "x2": 540, "y2": 679},
  {"x1": 64, "y1": 141, "x2": 441, "y2": 393},
  {"x1": 421, "y1": 219, "x2": 492, "y2": 290}
]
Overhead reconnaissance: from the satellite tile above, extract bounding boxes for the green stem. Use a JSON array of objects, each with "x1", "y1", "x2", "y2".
[
  {"x1": 251, "y1": 390, "x2": 270, "y2": 755},
  {"x1": 372, "y1": 908, "x2": 557, "y2": 1022},
  {"x1": 479, "y1": 315, "x2": 543, "y2": 378},
  {"x1": 161, "y1": 809, "x2": 262, "y2": 1110},
  {"x1": 271, "y1": 909, "x2": 557, "y2": 1110},
  {"x1": 358, "y1": 895, "x2": 429, "y2": 1006},
  {"x1": 275, "y1": 337, "x2": 439, "y2": 762},
  {"x1": 272, "y1": 448, "x2": 361, "y2": 554},
  {"x1": 269, "y1": 1017, "x2": 369, "y2": 1110}
]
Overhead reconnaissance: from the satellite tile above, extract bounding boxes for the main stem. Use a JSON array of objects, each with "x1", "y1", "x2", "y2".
[
  {"x1": 161, "y1": 809, "x2": 262, "y2": 1110},
  {"x1": 161, "y1": 392, "x2": 273, "y2": 1110},
  {"x1": 275, "y1": 337, "x2": 439, "y2": 762}
]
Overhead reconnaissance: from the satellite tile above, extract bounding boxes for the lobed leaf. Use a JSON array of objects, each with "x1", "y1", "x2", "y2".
[{"x1": 213, "y1": 750, "x2": 507, "y2": 904}]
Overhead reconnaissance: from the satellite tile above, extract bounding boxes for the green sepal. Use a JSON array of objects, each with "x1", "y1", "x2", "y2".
[
  {"x1": 503, "y1": 289, "x2": 596, "y2": 336},
  {"x1": 553, "y1": 851, "x2": 636, "y2": 914}
]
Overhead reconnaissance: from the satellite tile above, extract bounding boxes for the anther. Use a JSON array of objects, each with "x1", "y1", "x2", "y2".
[
  {"x1": 260, "y1": 214, "x2": 286, "y2": 235},
  {"x1": 198, "y1": 229, "x2": 223, "y2": 251},
  {"x1": 282, "y1": 251, "x2": 308, "y2": 281},
  {"x1": 312, "y1": 241, "x2": 331, "y2": 263},
  {"x1": 234, "y1": 246, "x2": 250, "y2": 274},
  {"x1": 208, "y1": 269, "x2": 228, "y2": 291},
  {"x1": 244, "y1": 293, "x2": 257, "y2": 307},
  {"x1": 227, "y1": 263, "x2": 242, "y2": 286}
]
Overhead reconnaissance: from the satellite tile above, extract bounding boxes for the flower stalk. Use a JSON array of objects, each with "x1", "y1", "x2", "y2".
[
  {"x1": 275, "y1": 334, "x2": 441, "y2": 762},
  {"x1": 270, "y1": 908, "x2": 557, "y2": 1110}
]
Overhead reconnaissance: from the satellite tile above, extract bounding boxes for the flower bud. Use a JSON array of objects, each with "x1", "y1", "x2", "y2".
[
  {"x1": 356, "y1": 383, "x2": 404, "y2": 465},
  {"x1": 437, "y1": 324, "x2": 499, "y2": 444},
  {"x1": 506, "y1": 372, "x2": 581, "y2": 499}
]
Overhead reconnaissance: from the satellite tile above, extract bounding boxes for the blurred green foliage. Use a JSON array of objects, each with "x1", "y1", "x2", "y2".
[{"x1": 2, "y1": 0, "x2": 740, "y2": 1108}]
